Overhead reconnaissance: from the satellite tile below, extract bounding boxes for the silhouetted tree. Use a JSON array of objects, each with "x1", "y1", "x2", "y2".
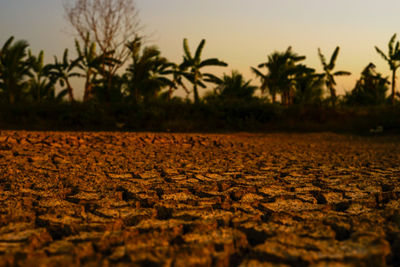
[
  {"x1": 75, "y1": 38, "x2": 99, "y2": 101},
  {"x1": 252, "y1": 47, "x2": 312, "y2": 105},
  {"x1": 375, "y1": 34, "x2": 400, "y2": 104},
  {"x1": 318, "y1": 46, "x2": 351, "y2": 107},
  {"x1": 345, "y1": 63, "x2": 389, "y2": 105},
  {"x1": 163, "y1": 63, "x2": 190, "y2": 100},
  {"x1": 64, "y1": 0, "x2": 141, "y2": 102},
  {"x1": 212, "y1": 70, "x2": 257, "y2": 101},
  {"x1": 180, "y1": 39, "x2": 227, "y2": 104},
  {"x1": 251, "y1": 64, "x2": 274, "y2": 102},
  {"x1": 47, "y1": 49, "x2": 81, "y2": 102},
  {"x1": 0, "y1": 37, "x2": 31, "y2": 103},
  {"x1": 26, "y1": 50, "x2": 64, "y2": 102},
  {"x1": 124, "y1": 38, "x2": 174, "y2": 103},
  {"x1": 74, "y1": 36, "x2": 119, "y2": 101},
  {"x1": 293, "y1": 71, "x2": 324, "y2": 105}
]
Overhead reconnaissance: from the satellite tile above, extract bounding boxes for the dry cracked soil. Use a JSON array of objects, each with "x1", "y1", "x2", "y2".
[{"x1": 0, "y1": 131, "x2": 399, "y2": 267}]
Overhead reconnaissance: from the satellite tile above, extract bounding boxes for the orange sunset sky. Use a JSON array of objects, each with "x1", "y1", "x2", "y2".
[{"x1": 1, "y1": 0, "x2": 400, "y2": 98}]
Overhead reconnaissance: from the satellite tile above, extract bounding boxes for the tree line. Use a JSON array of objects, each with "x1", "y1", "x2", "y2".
[
  {"x1": 1, "y1": 33, "x2": 399, "y2": 107},
  {"x1": 1, "y1": 0, "x2": 399, "y2": 110}
]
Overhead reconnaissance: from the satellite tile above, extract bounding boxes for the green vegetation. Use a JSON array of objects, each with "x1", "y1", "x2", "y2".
[
  {"x1": 1, "y1": 33, "x2": 400, "y2": 133},
  {"x1": 375, "y1": 34, "x2": 400, "y2": 104},
  {"x1": 345, "y1": 63, "x2": 389, "y2": 106},
  {"x1": 1, "y1": 0, "x2": 400, "y2": 132},
  {"x1": 318, "y1": 47, "x2": 351, "y2": 106},
  {"x1": 180, "y1": 39, "x2": 228, "y2": 104},
  {"x1": 0, "y1": 37, "x2": 32, "y2": 104}
]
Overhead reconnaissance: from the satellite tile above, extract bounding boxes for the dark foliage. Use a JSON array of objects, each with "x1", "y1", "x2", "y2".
[
  {"x1": 0, "y1": 102, "x2": 399, "y2": 133},
  {"x1": 0, "y1": 35, "x2": 400, "y2": 133},
  {"x1": 345, "y1": 63, "x2": 389, "y2": 106}
]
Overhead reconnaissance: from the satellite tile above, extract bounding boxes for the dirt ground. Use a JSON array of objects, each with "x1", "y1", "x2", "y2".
[{"x1": 0, "y1": 131, "x2": 399, "y2": 266}]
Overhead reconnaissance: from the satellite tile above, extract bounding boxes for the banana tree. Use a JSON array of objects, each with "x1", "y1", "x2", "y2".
[
  {"x1": 125, "y1": 38, "x2": 174, "y2": 103},
  {"x1": 252, "y1": 47, "x2": 312, "y2": 105},
  {"x1": 214, "y1": 70, "x2": 257, "y2": 101},
  {"x1": 75, "y1": 36, "x2": 119, "y2": 102},
  {"x1": 180, "y1": 38, "x2": 227, "y2": 104},
  {"x1": 26, "y1": 50, "x2": 59, "y2": 102},
  {"x1": 46, "y1": 49, "x2": 81, "y2": 102},
  {"x1": 375, "y1": 34, "x2": 400, "y2": 104},
  {"x1": 162, "y1": 62, "x2": 190, "y2": 100},
  {"x1": 318, "y1": 46, "x2": 351, "y2": 106},
  {"x1": 75, "y1": 39, "x2": 99, "y2": 102},
  {"x1": 0, "y1": 36, "x2": 31, "y2": 103},
  {"x1": 293, "y1": 71, "x2": 324, "y2": 105},
  {"x1": 251, "y1": 66, "x2": 274, "y2": 102},
  {"x1": 346, "y1": 63, "x2": 389, "y2": 105}
]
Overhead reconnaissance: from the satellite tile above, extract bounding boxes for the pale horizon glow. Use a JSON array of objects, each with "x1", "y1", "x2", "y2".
[{"x1": 1, "y1": 0, "x2": 400, "y2": 98}]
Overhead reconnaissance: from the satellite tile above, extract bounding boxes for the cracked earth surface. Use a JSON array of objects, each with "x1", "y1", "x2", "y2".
[{"x1": 0, "y1": 131, "x2": 400, "y2": 266}]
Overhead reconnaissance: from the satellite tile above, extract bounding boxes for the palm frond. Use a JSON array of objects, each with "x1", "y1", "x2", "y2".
[
  {"x1": 375, "y1": 47, "x2": 389, "y2": 62},
  {"x1": 194, "y1": 39, "x2": 206, "y2": 61},
  {"x1": 62, "y1": 49, "x2": 69, "y2": 65},
  {"x1": 318, "y1": 48, "x2": 327, "y2": 68},
  {"x1": 198, "y1": 58, "x2": 227, "y2": 68},
  {"x1": 203, "y1": 73, "x2": 222, "y2": 84},
  {"x1": 2, "y1": 36, "x2": 14, "y2": 52},
  {"x1": 389, "y1": 34, "x2": 397, "y2": 56},
  {"x1": 334, "y1": 71, "x2": 351, "y2": 76},
  {"x1": 257, "y1": 62, "x2": 268, "y2": 68},
  {"x1": 328, "y1": 46, "x2": 340, "y2": 69},
  {"x1": 181, "y1": 72, "x2": 195, "y2": 83},
  {"x1": 183, "y1": 38, "x2": 192, "y2": 60},
  {"x1": 56, "y1": 88, "x2": 68, "y2": 101},
  {"x1": 197, "y1": 80, "x2": 207, "y2": 88},
  {"x1": 251, "y1": 67, "x2": 266, "y2": 78}
]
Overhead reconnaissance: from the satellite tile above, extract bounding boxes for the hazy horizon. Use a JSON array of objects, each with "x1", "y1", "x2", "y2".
[{"x1": 1, "y1": 0, "x2": 400, "y2": 98}]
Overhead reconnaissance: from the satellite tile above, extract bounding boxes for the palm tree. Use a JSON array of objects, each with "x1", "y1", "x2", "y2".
[
  {"x1": 163, "y1": 62, "x2": 190, "y2": 100},
  {"x1": 26, "y1": 50, "x2": 60, "y2": 102},
  {"x1": 124, "y1": 38, "x2": 174, "y2": 103},
  {"x1": 0, "y1": 36, "x2": 31, "y2": 104},
  {"x1": 251, "y1": 64, "x2": 274, "y2": 102},
  {"x1": 46, "y1": 49, "x2": 81, "y2": 102},
  {"x1": 75, "y1": 38, "x2": 100, "y2": 102},
  {"x1": 345, "y1": 63, "x2": 389, "y2": 105},
  {"x1": 318, "y1": 46, "x2": 351, "y2": 106},
  {"x1": 180, "y1": 38, "x2": 227, "y2": 104},
  {"x1": 75, "y1": 36, "x2": 119, "y2": 102},
  {"x1": 375, "y1": 34, "x2": 400, "y2": 104},
  {"x1": 214, "y1": 70, "x2": 257, "y2": 101},
  {"x1": 293, "y1": 72, "x2": 324, "y2": 105},
  {"x1": 252, "y1": 47, "x2": 312, "y2": 105}
]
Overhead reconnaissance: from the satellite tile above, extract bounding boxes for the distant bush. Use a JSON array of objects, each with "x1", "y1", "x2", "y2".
[{"x1": 0, "y1": 101, "x2": 399, "y2": 133}]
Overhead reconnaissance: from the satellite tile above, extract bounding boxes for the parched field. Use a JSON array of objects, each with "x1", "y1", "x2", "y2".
[{"x1": 0, "y1": 131, "x2": 400, "y2": 266}]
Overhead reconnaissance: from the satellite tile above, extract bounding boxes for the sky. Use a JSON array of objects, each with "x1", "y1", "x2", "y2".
[{"x1": 1, "y1": 0, "x2": 400, "y2": 98}]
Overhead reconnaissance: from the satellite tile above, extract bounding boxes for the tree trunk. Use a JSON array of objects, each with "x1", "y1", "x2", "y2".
[
  {"x1": 9, "y1": 92, "x2": 15, "y2": 105},
  {"x1": 392, "y1": 69, "x2": 396, "y2": 105},
  {"x1": 282, "y1": 92, "x2": 286, "y2": 106},
  {"x1": 105, "y1": 76, "x2": 112, "y2": 103},
  {"x1": 168, "y1": 85, "x2": 174, "y2": 100},
  {"x1": 104, "y1": 64, "x2": 114, "y2": 103},
  {"x1": 282, "y1": 91, "x2": 290, "y2": 106},
  {"x1": 289, "y1": 86, "x2": 294, "y2": 105},
  {"x1": 84, "y1": 81, "x2": 92, "y2": 102},
  {"x1": 83, "y1": 70, "x2": 92, "y2": 102},
  {"x1": 65, "y1": 79, "x2": 75, "y2": 102},
  {"x1": 329, "y1": 85, "x2": 337, "y2": 107},
  {"x1": 193, "y1": 84, "x2": 199, "y2": 104},
  {"x1": 8, "y1": 81, "x2": 16, "y2": 104}
]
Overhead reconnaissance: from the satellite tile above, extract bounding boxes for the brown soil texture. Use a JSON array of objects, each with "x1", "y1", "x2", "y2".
[{"x1": 0, "y1": 131, "x2": 400, "y2": 266}]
